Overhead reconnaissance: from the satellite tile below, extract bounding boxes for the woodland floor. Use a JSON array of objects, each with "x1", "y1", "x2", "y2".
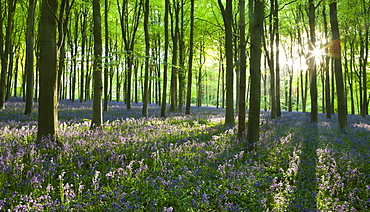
[{"x1": 0, "y1": 97, "x2": 369, "y2": 211}]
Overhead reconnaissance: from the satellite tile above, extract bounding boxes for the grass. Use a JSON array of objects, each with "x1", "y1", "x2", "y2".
[{"x1": 0, "y1": 97, "x2": 369, "y2": 211}]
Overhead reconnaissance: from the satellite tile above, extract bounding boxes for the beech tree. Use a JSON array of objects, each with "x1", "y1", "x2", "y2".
[
  {"x1": 238, "y1": 0, "x2": 246, "y2": 139},
  {"x1": 330, "y1": 1, "x2": 347, "y2": 131},
  {"x1": 142, "y1": 0, "x2": 150, "y2": 116},
  {"x1": 24, "y1": 0, "x2": 36, "y2": 116},
  {"x1": 38, "y1": 0, "x2": 59, "y2": 141},
  {"x1": 91, "y1": 0, "x2": 103, "y2": 128},
  {"x1": 218, "y1": 0, "x2": 235, "y2": 127},
  {"x1": 185, "y1": 0, "x2": 195, "y2": 116},
  {"x1": 247, "y1": 0, "x2": 264, "y2": 146}
]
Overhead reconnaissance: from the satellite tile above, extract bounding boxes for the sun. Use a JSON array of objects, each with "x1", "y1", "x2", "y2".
[{"x1": 311, "y1": 47, "x2": 325, "y2": 58}]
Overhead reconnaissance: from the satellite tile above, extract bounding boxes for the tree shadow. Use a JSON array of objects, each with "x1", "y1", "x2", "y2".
[{"x1": 288, "y1": 121, "x2": 319, "y2": 211}]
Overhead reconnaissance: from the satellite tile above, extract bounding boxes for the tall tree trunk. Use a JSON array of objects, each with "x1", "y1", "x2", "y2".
[
  {"x1": 0, "y1": 0, "x2": 16, "y2": 109},
  {"x1": 80, "y1": 11, "x2": 88, "y2": 103},
  {"x1": 178, "y1": 0, "x2": 185, "y2": 111},
  {"x1": 170, "y1": 0, "x2": 179, "y2": 112},
  {"x1": 0, "y1": 1, "x2": 3, "y2": 107},
  {"x1": 308, "y1": 0, "x2": 318, "y2": 123},
  {"x1": 238, "y1": 0, "x2": 246, "y2": 139},
  {"x1": 103, "y1": 0, "x2": 109, "y2": 111},
  {"x1": 247, "y1": 0, "x2": 264, "y2": 147},
  {"x1": 274, "y1": 0, "x2": 281, "y2": 117},
  {"x1": 24, "y1": 0, "x2": 36, "y2": 115},
  {"x1": 330, "y1": 2, "x2": 347, "y2": 130},
  {"x1": 161, "y1": 0, "x2": 169, "y2": 118},
  {"x1": 91, "y1": 0, "x2": 103, "y2": 128},
  {"x1": 38, "y1": 0, "x2": 58, "y2": 141},
  {"x1": 218, "y1": 0, "x2": 235, "y2": 127},
  {"x1": 142, "y1": 0, "x2": 150, "y2": 116},
  {"x1": 361, "y1": 4, "x2": 369, "y2": 117},
  {"x1": 185, "y1": 0, "x2": 194, "y2": 115},
  {"x1": 323, "y1": 5, "x2": 331, "y2": 118}
]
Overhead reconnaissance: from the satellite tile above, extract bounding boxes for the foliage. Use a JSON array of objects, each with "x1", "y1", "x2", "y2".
[{"x1": 0, "y1": 97, "x2": 369, "y2": 211}]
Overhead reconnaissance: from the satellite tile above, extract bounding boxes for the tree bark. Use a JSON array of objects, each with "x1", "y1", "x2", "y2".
[
  {"x1": 185, "y1": 0, "x2": 194, "y2": 115},
  {"x1": 38, "y1": 0, "x2": 59, "y2": 141},
  {"x1": 308, "y1": 0, "x2": 318, "y2": 123},
  {"x1": 91, "y1": 0, "x2": 103, "y2": 128},
  {"x1": 142, "y1": 0, "x2": 150, "y2": 116},
  {"x1": 170, "y1": 0, "x2": 180, "y2": 112},
  {"x1": 238, "y1": 0, "x2": 246, "y2": 139},
  {"x1": 0, "y1": 0, "x2": 16, "y2": 109},
  {"x1": 25, "y1": 0, "x2": 36, "y2": 115},
  {"x1": 218, "y1": 0, "x2": 235, "y2": 127},
  {"x1": 103, "y1": 0, "x2": 110, "y2": 111},
  {"x1": 161, "y1": 0, "x2": 170, "y2": 118},
  {"x1": 330, "y1": 2, "x2": 347, "y2": 131},
  {"x1": 247, "y1": 0, "x2": 264, "y2": 147}
]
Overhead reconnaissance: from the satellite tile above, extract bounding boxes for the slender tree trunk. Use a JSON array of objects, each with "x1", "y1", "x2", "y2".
[
  {"x1": 238, "y1": 0, "x2": 246, "y2": 139},
  {"x1": 170, "y1": 0, "x2": 179, "y2": 112},
  {"x1": 218, "y1": 0, "x2": 235, "y2": 127},
  {"x1": 308, "y1": 0, "x2": 318, "y2": 123},
  {"x1": 25, "y1": 0, "x2": 36, "y2": 115},
  {"x1": 91, "y1": 0, "x2": 103, "y2": 128},
  {"x1": 185, "y1": 0, "x2": 194, "y2": 115},
  {"x1": 142, "y1": 0, "x2": 150, "y2": 116},
  {"x1": 161, "y1": 0, "x2": 169, "y2": 118},
  {"x1": 0, "y1": 0, "x2": 16, "y2": 109},
  {"x1": 80, "y1": 11, "x2": 87, "y2": 103},
  {"x1": 247, "y1": 0, "x2": 264, "y2": 147},
  {"x1": 38, "y1": 0, "x2": 58, "y2": 141},
  {"x1": 0, "y1": 1, "x2": 3, "y2": 107},
  {"x1": 103, "y1": 0, "x2": 109, "y2": 111},
  {"x1": 330, "y1": 2, "x2": 347, "y2": 130},
  {"x1": 274, "y1": 0, "x2": 281, "y2": 117},
  {"x1": 323, "y1": 5, "x2": 331, "y2": 118}
]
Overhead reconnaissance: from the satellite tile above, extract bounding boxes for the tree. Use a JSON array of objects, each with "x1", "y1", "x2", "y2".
[
  {"x1": 185, "y1": 0, "x2": 195, "y2": 116},
  {"x1": 329, "y1": 1, "x2": 347, "y2": 131},
  {"x1": 91, "y1": 0, "x2": 103, "y2": 128},
  {"x1": 24, "y1": 0, "x2": 36, "y2": 116},
  {"x1": 238, "y1": 0, "x2": 246, "y2": 139},
  {"x1": 247, "y1": 0, "x2": 264, "y2": 147},
  {"x1": 142, "y1": 0, "x2": 150, "y2": 116},
  {"x1": 218, "y1": 0, "x2": 235, "y2": 127},
  {"x1": 308, "y1": 0, "x2": 318, "y2": 123},
  {"x1": 169, "y1": 0, "x2": 180, "y2": 112},
  {"x1": 103, "y1": 0, "x2": 110, "y2": 111},
  {"x1": 38, "y1": 0, "x2": 59, "y2": 141},
  {"x1": 117, "y1": 0, "x2": 143, "y2": 110},
  {"x1": 161, "y1": 0, "x2": 170, "y2": 118},
  {"x1": 0, "y1": 0, "x2": 16, "y2": 109}
]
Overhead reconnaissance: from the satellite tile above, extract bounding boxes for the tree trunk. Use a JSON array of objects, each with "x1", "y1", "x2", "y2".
[
  {"x1": 142, "y1": 0, "x2": 150, "y2": 116},
  {"x1": 161, "y1": 0, "x2": 169, "y2": 118},
  {"x1": 308, "y1": 0, "x2": 318, "y2": 123},
  {"x1": 0, "y1": 0, "x2": 16, "y2": 109},
  {"x1": 170, "y1": 0, "x2": 180, "y2": 112},
  {"x1": 238, "y1": 0, "x2": 246, "y2": 139},
  {"x1": 247, "y1": 0, "x2": 264, "y2": 147},
  {"x1": 185, "y1": 0, "x2": 194, "y2": 115},
  {"x1": 38, "y1": 0, "x2": 59, "y2": 141},
  {"x1": 103, "y1": 0, "x2": 110, "y2": 111},
  {"x1": 91, "y1": 0, "x2": 103, "y2": 128},
  {"x1": 274, "y1": 0, "x2": 281, "y2": 117},
  {"x1": 330, "y1": 2, "x2": 347, "y2": 131},
  {"x1": 80, "y1": 11, "x2": 88, "y2": 103},
  {"x1": 24, "y1": 0, "x2": 36, "y2": 115},
  {"x1": 218, "y1": 0, "x2": 235, "y2": 127},
  {"x1": 323, "y1": 5, "x2": 331, "y2": 118}
]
